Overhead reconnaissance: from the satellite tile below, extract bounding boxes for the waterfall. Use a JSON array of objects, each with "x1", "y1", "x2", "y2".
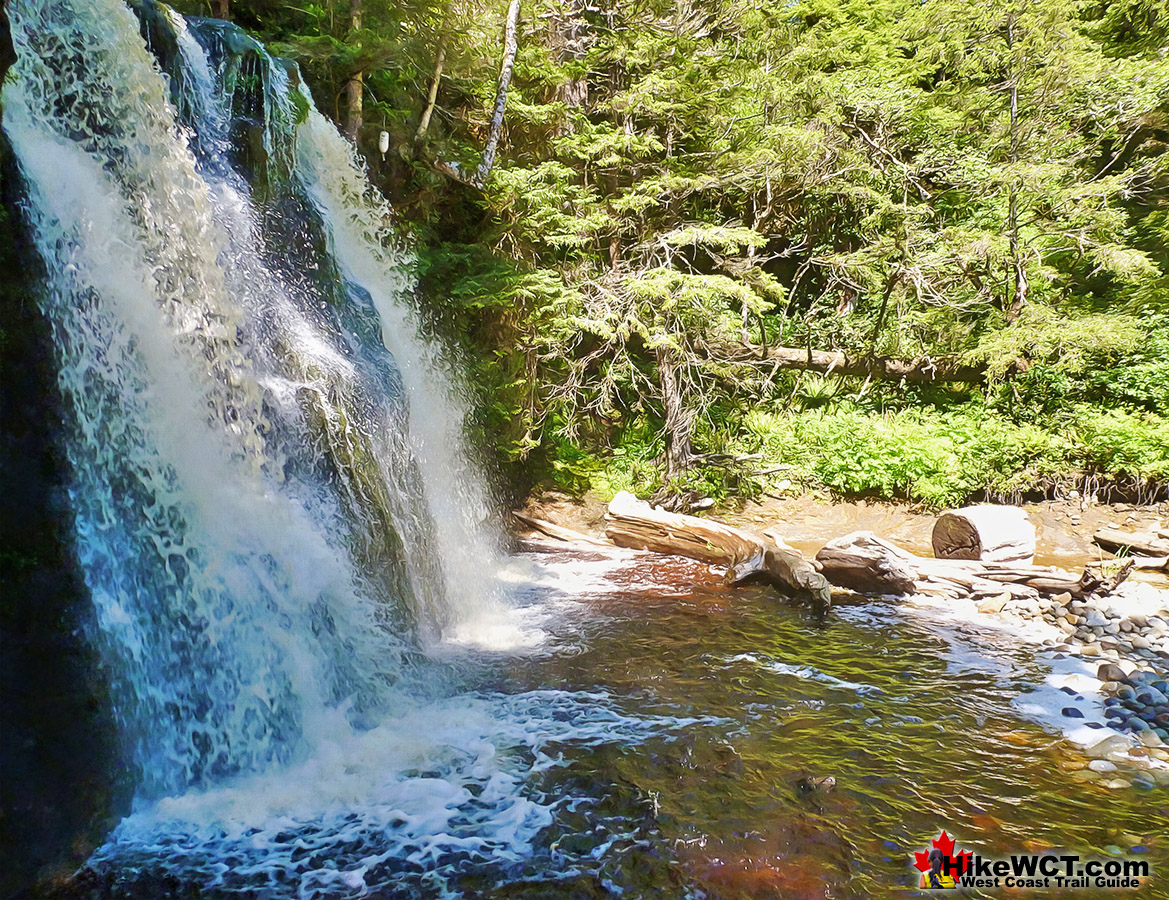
[
  {"x1": 2, "y1": 0, "x2": 504, "y2": 801},
  {"x1": 0, "y1": 3, "x2": 726, "y2": 894}
]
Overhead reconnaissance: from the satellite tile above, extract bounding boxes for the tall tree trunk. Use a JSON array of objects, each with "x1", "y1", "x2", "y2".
[
  {"x1": 211, "y1": 0, "x2": 230, "y2": 20},
  {"x1": 414, "y1": 35, "x2": 447, "y2": 146},
  {"x1": 344, "y1": 0, "x2": 363, "y2": 142},
  {"x1": 1005, "y1": 13, "x2": 1027, "y2": 323},
  {"x1": 477, "y1": 0, "x2": 521, "y2": 184},
  {"x1": 551, "y1": 0, "x2": 590, "y2": 136},
  {"x1": 656, "y1": 346, "x2": 693, "y2": 480}
]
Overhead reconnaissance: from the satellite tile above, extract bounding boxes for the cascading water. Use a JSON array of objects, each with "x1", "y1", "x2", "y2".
[{"x1": 0, "y1": 0, "x2": 709, "y2": 894}]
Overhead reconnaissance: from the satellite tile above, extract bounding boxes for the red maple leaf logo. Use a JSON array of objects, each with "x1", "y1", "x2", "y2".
[{"x1": 914, "y1": 830, "x2": 971, "y2": 874}]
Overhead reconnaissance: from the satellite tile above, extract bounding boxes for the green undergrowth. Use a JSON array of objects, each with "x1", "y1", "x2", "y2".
[
  {"x1": 541, "y1": 404, "x2": 1169, "y2": 509},
  {"x1": 743, "y1": 405, "x2": 1169, "y2": 507}
]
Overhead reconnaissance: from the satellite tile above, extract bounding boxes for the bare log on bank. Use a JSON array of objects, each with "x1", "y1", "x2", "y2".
[
  {"x1": 816, "y1": 531, "x2": 1132, "y2": 601},
  {"x1": 604, "y1": 492, "x2": 832, "y2": 611},
  {"x1": 512, "y1": 512, "x2": 613, "y2": 547},
  {"x1": 1093, "y1": 529, "x2": 1169, "y2": 558},
  {"x1": 710, "y1": 342, "x2": 990, "y2": 384},
  {"x1": 932, "y1": 505, "x2": 1036, "y2": 564}
]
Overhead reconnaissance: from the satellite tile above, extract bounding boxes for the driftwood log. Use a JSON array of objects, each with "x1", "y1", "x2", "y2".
[
  {"x1": 818, "y1": 530, "x2": 1132, "y2": 601},
  {"x1": 512, "y1": 511, "x2": 612, "y2": 547},
  {"x1": 604, "y1": 492, "x2": 833, "y2": 612},
  {"x1": 814, "y1": 532, "x2": 918, "y2": 595},
  {"x1": 1093, "y1": 528, "x2": 1169, "y2": 558},
  {"x1": 932, "y1": 505, "x2": 1036, "y2": 564}
]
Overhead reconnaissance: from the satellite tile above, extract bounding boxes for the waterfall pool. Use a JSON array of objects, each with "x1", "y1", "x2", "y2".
[{"x1": 71, "y1": 544, "x2": 1167, "y2": 899}]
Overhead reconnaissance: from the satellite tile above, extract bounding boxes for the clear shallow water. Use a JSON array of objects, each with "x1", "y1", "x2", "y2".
[
  {"x1": 76, "y1": 546, "x2": 1167, "y2": 899},
  {"x1": 474, "y1": 547, "x2": 1169, "y2": 899}
]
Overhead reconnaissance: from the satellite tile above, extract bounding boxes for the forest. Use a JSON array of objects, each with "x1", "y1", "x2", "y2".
[{"x1": 160, "y1": 0, "x2": 1169, "y2": 505}]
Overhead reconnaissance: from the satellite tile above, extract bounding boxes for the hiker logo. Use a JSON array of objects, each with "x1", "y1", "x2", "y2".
[
  {"x1": 915, "y1": 831, "x2": 971, "y2": 889},
  {"x1": 911, "y1": 830, "x2": 1151, "y2": 891}
]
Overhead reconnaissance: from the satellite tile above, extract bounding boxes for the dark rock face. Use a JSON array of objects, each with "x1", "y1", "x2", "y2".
[{"x1": 0, "y1": 130, "x2": 127, "y2": 897}]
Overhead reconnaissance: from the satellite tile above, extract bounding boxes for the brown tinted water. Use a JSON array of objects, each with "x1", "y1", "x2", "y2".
[{"x1": 458, "y1": 545, "x2": 1168, "y2": 899}]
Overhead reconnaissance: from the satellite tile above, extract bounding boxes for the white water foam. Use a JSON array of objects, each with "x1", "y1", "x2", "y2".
[
  {"x1": 725, "y1": 652, "x2": 885, "y2": 695},
  {"x1": 93, "y1": 689, "x2": 722, "y2": 898}
]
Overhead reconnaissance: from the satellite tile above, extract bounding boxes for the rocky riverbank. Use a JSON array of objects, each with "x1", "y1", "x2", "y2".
[{"x1": 978, "y1": 579, "x2": 1169, "y2": 782}]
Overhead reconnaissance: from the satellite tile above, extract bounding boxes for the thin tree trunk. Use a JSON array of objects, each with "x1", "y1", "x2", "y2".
[
  {"x1": 343, "y1": 0, "x2": 363, "y2": 142},
  {"x1": 211, "y1": 0, "x2": 230, "y2": 20},
  {"x1": 1005, "y1": 13, "x2": 1027, "y2": 322},
  {"x1": 478, "y1": 0, "x2": 521, "y2": 183},
  {"x1": 867, "y1": 267, "x2": 901, "y2": 353},
  {"x1": 655, "y1": 346, "x2": 693, "y2": 480},
  {"x1": 414, "y1": 35, "x2": 447, "y2": 146}
]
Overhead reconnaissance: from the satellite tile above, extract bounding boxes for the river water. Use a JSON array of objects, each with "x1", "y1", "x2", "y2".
[{"x1": 440, "y1": 543, "x2": 1167, "y2": 898}]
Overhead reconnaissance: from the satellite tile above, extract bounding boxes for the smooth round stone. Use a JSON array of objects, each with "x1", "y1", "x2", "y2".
[
  {"x1": 1137, "y1": 687, "x2": 1168, "y2": 705},
  {"x1": 1089, "y1": 759, "x2": 1118, "y2": 772},
  {"x1": 1062, "y1": 707, "x2": 1085, "y2": 718},
  {"x1": 1117, "y1": 686, "x2": 1136, "y2": 700},
  {"x1": 1153, "y1": 680, "x2": 1168, "y2": 692},
  {"x1": 1155, "y1": 728, "x2": 1169, "y2": 740},
  {"x1": 1105, "y1": 778, "x2": 1131, "y2": 790},
  {"x1": 1128, "y1": 718, "x2": 1151, "y2": 733},
  {"x1": 1098, "y1": 660, "x2": 1126, "y2": 681},
  {"x1": 1105, "y1": 708, "x2": 1126, "y2": 720}
]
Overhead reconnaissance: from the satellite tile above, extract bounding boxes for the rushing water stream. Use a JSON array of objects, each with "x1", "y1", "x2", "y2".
[{"x1": 3, "y1": 1, "x2": 1166, "y2": 897}]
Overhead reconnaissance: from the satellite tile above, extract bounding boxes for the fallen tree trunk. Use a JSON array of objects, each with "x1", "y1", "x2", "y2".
[
  {"x1": 1093, "y1": 529, "x2": 1169, "y2": 557},
  {"x1": 817, "y1": 531, "x2": 1131, "y2": 601},
  {"x1": 711, "y1": 342, "x2": 990, "y2": 384},
  {"x1": 604, "y1": 492, "x2": 832, "y2": 612},
  {"x1": 932, "y1": 505, "x2": 1035, "y2": 564},
  {"x1": 512, "y1": 512, "x2": 612, "y2": 547}
]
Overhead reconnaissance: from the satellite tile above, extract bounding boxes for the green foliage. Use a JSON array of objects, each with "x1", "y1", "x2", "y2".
[
  {"x1": 1073, "y1": 407, "x2": 1169, "y2": 483},
  {"x1": 189, "y1": 0, "x2": 1169, "y2": 503},
  {"x1": 734, "y1": 403, "x2": 1169, "y2": 507},
  {"x1": 967, "y1": 306, "x2": 1143, "y2": 382}
]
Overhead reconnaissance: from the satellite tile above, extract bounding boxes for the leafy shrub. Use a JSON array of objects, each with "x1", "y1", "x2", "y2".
[{"x1": 1072, "y1": 407, "x2": 1169, "y2": 483}]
